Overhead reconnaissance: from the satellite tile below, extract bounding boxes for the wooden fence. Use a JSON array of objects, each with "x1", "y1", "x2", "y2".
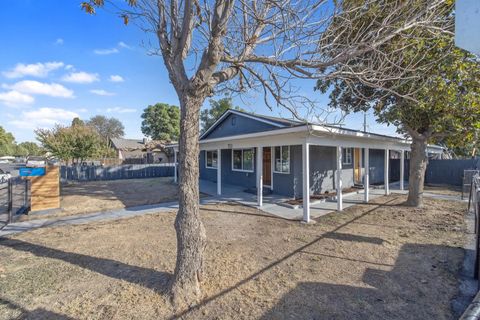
[{"x1": 61, "y1": 164, "x2": 175, "y2": 182}]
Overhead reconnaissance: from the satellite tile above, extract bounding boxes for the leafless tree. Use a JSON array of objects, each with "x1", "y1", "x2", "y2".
[{"x1": 82, "y1": 0, "x2": 452, "y2": 308}]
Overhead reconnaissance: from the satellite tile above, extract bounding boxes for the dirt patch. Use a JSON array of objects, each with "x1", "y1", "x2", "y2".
[
  {"x1": 21, "y1": 177, "x2": 178, "y2": 221},
  {"x1": 0, "y1": 194, "x2": 467, "y2": 319},
  {"x1": 285, "y1": 187, "x2": 361, "y2": 205},
  {"x1": 424, "y1": 185, "x2": 462, "y2": 196}
]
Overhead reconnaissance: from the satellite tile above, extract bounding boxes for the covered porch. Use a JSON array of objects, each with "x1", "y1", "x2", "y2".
[
  {"x1": 199, "y1": 179, "x2": 404, "y2": 220},
  {"x1": 198, "y1": 124, "x2": 414, "y2": 223}
]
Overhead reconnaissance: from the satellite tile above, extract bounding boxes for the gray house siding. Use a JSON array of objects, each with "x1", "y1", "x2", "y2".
[
  {"x1": 221, "y1": 149, "x2": 257, "y2": 189},
  {"x1": 271, "y1": 145, "x2": 301, "y2": 198},
  {"x1": 199, "y1": 149, "x2": 257, "y2": 190},
  {"x1": 202, "y1": 113, "x2": 280, "y2": 140},
  {"x1": 199, "y1": 150, "x2": 218, "y2": 182},
  {"x1": 369, "y1": 149, "x2": 385, "y2": 184},
  {"x1": 200, "y1": 146, "x2": 387, "y2": 198}
]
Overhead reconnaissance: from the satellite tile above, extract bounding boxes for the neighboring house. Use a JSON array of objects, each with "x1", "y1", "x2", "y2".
[
  {"x1": 111, "y1": 138, "x2": 174, "y2": 164},
  {"x1": 175, "y1": 109, "x2": 442, "y2": 222}
]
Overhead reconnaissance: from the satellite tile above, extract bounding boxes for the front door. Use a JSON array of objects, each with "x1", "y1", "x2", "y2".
[
  {"x1": 263, "y1": 147, "x2": 272, "y2": 187},
  {"x1": 354, "y1": 148, "x2": 362, "y2": 184}
]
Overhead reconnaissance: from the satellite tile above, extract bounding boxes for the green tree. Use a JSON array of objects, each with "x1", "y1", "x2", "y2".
[
  {"x1": 16, "y1": 142, "x2": 42, "y2": 157},
  {"x1": 316, "y1": 1, "x2": 480, "y2": 206},
  {"x1": 0, "y1": 126, "x2": 16, "y2": 156},
  {"x1": 36, "y1": 123, "x2": 103, "y2": 164},
  {"x1": 200, "y1": 98, "x2": 243, "y2": 133},
  {"x1": 86, "y1": 115, "x2": 125, "y2": 156},
  {"x1": 141, "y1": 103, "x2": 180, "y2": 141}
]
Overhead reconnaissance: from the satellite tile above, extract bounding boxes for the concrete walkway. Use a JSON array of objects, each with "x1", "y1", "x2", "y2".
[{"x1": 0, "y1": 198, "x2": 223, "y2": 238}]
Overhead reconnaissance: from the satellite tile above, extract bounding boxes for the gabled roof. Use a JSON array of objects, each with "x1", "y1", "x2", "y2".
[{"x1": 200, "y1": 109, "x2": 302, "y2": 140}]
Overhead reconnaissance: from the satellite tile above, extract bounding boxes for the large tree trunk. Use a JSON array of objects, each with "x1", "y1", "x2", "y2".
[
  {"x1": 171, "y1": 94, "x2": 207, "y2": 309},
  {"x1": 406, "y1": 136, "x2": 428, "y2": 207}
]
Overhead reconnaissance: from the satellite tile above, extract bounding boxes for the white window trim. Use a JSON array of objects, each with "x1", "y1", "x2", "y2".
[
  {"x1": 273, "y1": 145, "x2": 291, "y2": 174},
  {"x1": 205, "y1": 150, "x2": 218, "y2": 169},
  {"x1": 231, "y1": 148, "x2": 254, "y2": 173},
  {"x1": 343, "y1": 148, "x2": 353, "y2": 165}
]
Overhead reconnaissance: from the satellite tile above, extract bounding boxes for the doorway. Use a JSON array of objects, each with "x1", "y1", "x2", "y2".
[
  {"x1": 263, "y1": 147, "x2": 272, "y2": 188},
  {"x1": 354, "y1": 148, "x2": 362, "y2": 184}
]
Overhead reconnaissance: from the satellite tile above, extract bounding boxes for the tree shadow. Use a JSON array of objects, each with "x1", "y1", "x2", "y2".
[
  {"x1": 0, "y1": 297, "x2": 75, "y2": 320},
  {"x1": 260, "y1": 243, "x2": 465, "y2": 319},
  {"x1": 168, "y1": 198, "x2": 400, "y2": 320},
  {"x1": 0, "y1": 238, "x2": 172, "y2": 294}
]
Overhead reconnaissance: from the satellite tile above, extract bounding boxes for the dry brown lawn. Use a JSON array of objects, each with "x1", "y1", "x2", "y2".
[
  {"x1": 0, "y1": 194, "x2": 467, "y2": 320},
  {"x1": 20, "y1": 177, "x2": 178, "y2": 221}
]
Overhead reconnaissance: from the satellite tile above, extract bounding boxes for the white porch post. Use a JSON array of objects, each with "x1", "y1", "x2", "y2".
[
  {"x1": 336, "y1": 146, "x2": 343, "y2": 211},
  {"x1": 302, "y1": 142, "x2": 310, "y2": 222},
  {"x1": 217, "y1": 148, "x2": 221, "y2": 195},
  {"x1": 384, "y1": 149, "x2": 390, "y2": 195},
  {"x1": 174, "y1": 150, "x2": 177, "y2": 183},
  {"x1": 364, "y1": 148, "x2": 369, "y2": 203},
  {"x1": 400, "y1": 150, "x2": 405, "y2": 191},
  {"x1": 257, "y1": 146, "x2": 263, "y2": 207}
]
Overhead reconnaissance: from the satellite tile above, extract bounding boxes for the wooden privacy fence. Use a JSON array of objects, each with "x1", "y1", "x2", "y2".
[{"x1": 61, "y1": 164, "x2": 175, "y2": 182}]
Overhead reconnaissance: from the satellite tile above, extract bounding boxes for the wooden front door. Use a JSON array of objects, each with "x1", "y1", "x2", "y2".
[
  {"x1": 263, "y1": 147, "x2": 272, "y2": 187},
  {"x1": 354, "y1": 148, "x2": 362, "y2": 184}
]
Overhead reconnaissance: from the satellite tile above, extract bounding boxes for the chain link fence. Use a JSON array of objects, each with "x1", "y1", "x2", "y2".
[{"x1": 0, "y1": 177, "x2": 30, "y2": 230}]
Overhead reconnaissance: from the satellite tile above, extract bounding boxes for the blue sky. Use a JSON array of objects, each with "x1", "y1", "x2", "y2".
[{"x1": 0, "y1": 0, "x2": 398, "y2": 143}]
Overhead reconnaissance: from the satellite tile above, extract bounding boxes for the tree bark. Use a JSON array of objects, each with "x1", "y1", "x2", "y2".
[
  {"x1": 406, "y1": 135, "x2": 428, "y2": 207},
  {"x1": 171, "y1": 93, "x2": 207, "y2": 309}
]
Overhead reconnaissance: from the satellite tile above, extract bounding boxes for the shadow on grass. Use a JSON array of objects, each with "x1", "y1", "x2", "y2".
[
  {"x1": 0, "y1": 297, "x2": 75, "y2": 320},
  {"x1": 0, "y1": 238, "x2": 172, "y2": 294}
]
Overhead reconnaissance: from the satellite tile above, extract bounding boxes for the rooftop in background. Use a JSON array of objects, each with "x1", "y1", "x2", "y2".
[{"x1": 110, "y1": 138, "x2": 175, "y2": 152}]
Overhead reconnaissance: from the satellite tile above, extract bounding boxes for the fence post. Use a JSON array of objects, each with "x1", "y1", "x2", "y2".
[{"x1": 7, "y1": 178, "x2": 13, "y2": 224}]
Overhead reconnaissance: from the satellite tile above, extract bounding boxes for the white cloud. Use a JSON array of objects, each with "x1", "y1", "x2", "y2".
[
  {"x1": 6, "y1": 80, "x2": 74, "y2": 98},
  {"x1": 93, "y1": 48, "x2": 119, "y2": 55},
  {"x1": 11, "y1": 107, "x2": 79, "y2": 129},
  {"x1": 118, "y1": 41, "x2": 132, "y2": 49},
  {"x1": 0, "y1": 90, "x2": 35, "y2": 107},
  {"x1": 2, "y1": 61, "x2": 64, "y2": 79},
  {"x1": 65, "y1": 65, "x2": 74, "y2": 71},
  {"x1": 77, "y1": 108, "x2": 88, "y2": 113},
  {"x1": 55, "y1": 38, "x2": 64, "y2": 45},
  {"x1": 90, "y1": 89, "x2": 115, "y2": 96},
  {"x1": 109, "y1": 75, "x2": 124, "y2": 82},
  {"x1": 105, "y1": 107, "x2": 136, "y2": 113},
  {"x1": 62, "y1": 71, "x2": 99, "y2": 84},
  {"x1": 94, "y1": 41, "x2": 132, "y2": 55}
]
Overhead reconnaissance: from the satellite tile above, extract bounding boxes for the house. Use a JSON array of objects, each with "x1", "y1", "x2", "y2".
[
  {"x1": 110, "y1": 138, "x2": 174, "y2": 164},
  {"x1": 177, "y1": 109, "x2": 443, "y2": 223}
]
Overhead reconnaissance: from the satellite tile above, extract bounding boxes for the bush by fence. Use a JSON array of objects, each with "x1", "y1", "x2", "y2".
[
  {"x1": 61, "y1": 164, "x2": 175, "y2": 182},
  {"x1": 390, "y1": 158, "x2": 480, "y2": 186}
]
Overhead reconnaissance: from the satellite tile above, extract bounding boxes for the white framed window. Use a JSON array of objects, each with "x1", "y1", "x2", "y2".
[
  {"x1": 343, "y1": 148, "x2": 353, "y2": 165},
  {"x1": 232, "y1": 148, "x2": 254, "y2": 172},
  {"x1": 274, "y1": 146, "x2": 290, "y2": 174},
  {"x1": 205, "y1": 150, "x2": 218, "y2": 169}
]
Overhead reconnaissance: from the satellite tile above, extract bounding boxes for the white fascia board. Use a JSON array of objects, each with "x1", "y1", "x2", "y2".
[
  {"x1": 200, "y1": 125, "x2": 308, "y2": 144},
  {"x1": 309, "y1": 125, "x2": 411, "y2": 150}
]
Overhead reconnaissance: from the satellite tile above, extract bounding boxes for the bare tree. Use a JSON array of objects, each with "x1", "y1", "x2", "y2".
[{"x1": 82, "y1": 0, "x2": 452, "y2": 308}]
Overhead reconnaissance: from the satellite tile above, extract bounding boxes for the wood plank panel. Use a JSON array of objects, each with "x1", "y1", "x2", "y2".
[{"x1": 29, "y1": 166, "x2": 60, "y2": 212}]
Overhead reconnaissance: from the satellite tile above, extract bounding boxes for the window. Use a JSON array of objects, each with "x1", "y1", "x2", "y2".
[
  {"x1": 205, "y1": 150, "x2": 218, "y2": 169},
  {"x1": 342, "y1": 148, "x2": 353, "y2": 165},
  {"x1": 232, "y1": 149, "x2": 254, "y2": 172},
  {"x1": 274, "y1": 146, "x2": 290, "y2": 174}
]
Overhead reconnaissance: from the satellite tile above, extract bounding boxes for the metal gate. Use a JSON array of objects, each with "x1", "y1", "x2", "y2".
[{"x1": 0, "y1": 177, "x2": 30, "y2": 230}]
